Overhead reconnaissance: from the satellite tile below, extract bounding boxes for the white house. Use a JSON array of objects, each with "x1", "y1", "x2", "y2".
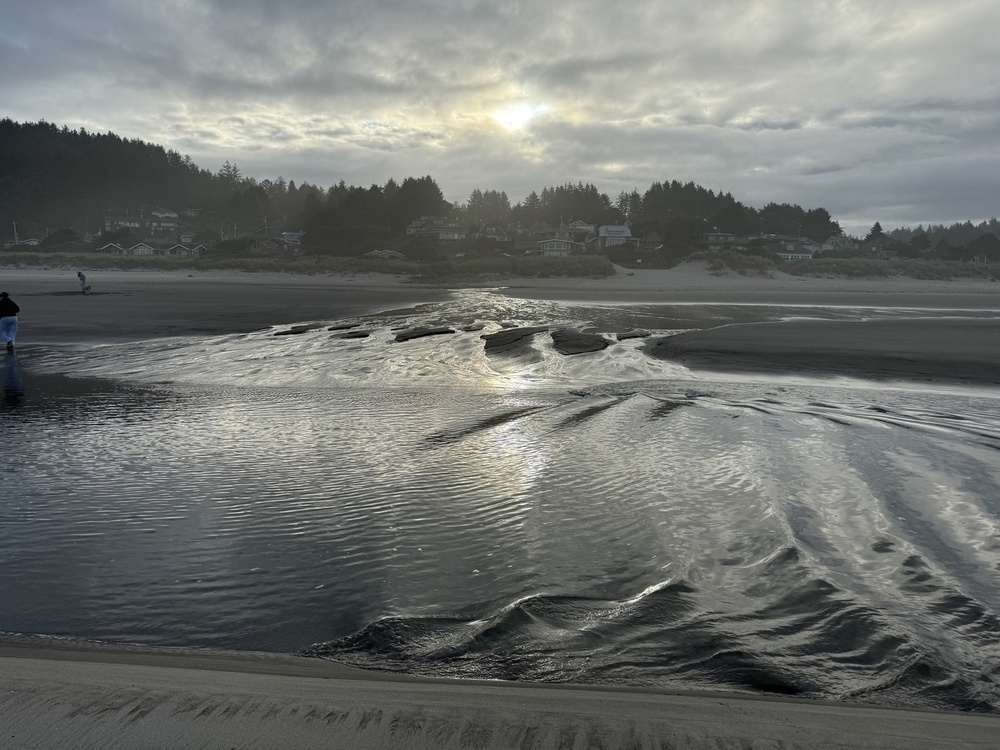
[{"x1": 775, "y1": 248, "x2": 814, "y2": 261}]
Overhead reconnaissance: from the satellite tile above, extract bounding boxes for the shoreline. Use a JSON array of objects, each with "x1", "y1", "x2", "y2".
[
  {"x1": 3, "y1": 635, "x2": 998, "y2": 749},
  {"x1": 3, "y1": 265, "x2": 998, "y2": 386}
]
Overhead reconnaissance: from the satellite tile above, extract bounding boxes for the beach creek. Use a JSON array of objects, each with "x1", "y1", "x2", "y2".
[{"x1": 2, "y1": 290, "x2": 999, "y2": 713}]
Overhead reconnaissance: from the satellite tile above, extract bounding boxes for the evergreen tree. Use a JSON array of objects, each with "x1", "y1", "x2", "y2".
[{"x1": 864, "y1": 222, "x2": 885, "y2": 243}]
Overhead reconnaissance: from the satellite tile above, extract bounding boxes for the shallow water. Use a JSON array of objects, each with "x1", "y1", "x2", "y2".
[{"x1": 3, "y1": 291, "x2": 999, "y2": 712}]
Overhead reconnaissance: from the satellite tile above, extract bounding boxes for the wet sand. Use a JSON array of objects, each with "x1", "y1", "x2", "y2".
[
  {"x1": 3, "y1": 269, "x2": 451, "y2": 342},
  {"x1": 647, "y1": 318, "x2": 1000, "y2": 386},
  {"x1": 4, "y1": 264, "x2": 1000, "y2": 344},
  {"x1": 3, "y1": 636, "x2": 998, "y2": 749}
]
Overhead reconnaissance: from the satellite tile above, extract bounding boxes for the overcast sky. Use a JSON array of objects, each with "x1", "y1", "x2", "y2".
[{"x1": 3, "y1": 0, "x2": 999, "y2": 235}]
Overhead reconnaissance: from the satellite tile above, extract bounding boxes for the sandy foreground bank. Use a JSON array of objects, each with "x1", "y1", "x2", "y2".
[{"x1": 2, "y1": 637, "x2": 998, "y2": 750}]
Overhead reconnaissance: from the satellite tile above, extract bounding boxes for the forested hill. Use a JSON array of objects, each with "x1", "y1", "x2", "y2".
[
  {"x1": 0, "y1": 119, "x2": 229, "y2": 238},
  {"x1": 2, "y1": 118, "x2": 845, "y2": 248}
]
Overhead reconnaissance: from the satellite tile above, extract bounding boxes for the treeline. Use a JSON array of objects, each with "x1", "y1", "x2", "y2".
[
  {"x1": 887, "y1": 219, "x2": 1000, "y2": 259},
  {"x1": 0, "y1": 119, "x2": 219, "y2": 237},
  {"x1": 2, "y1": 118, "x2": 840, "y2": 254},
  {"x1": 459, "y1": 182, "x2": 841, "y2": 245},
  {"x1": 0, "y1": 119, "x2": 325, "y2": 240}
]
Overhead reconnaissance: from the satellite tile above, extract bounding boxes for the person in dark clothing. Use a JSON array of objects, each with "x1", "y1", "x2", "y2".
[{"x1": 0, "y1": 291, "x2": 19, "y2": 351}]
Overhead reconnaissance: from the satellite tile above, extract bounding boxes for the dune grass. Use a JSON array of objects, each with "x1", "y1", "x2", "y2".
[
  {"x1": 419, "y1": 254, "x2": 615, "y2": 280},
  {"x1": 784, "y1": 257, "x2": 995, "y2": 280},
  {"x1": 683, "y1": 250, "x2": 778, "y2": 277},
  {"x1": 681, "y1": 251, "x2": 996, "y2": 281}
]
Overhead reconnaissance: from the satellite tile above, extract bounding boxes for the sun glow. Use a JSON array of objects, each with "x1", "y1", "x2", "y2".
[{"x1": 492, "y1": 102, "x2": 545, "y2": 131}]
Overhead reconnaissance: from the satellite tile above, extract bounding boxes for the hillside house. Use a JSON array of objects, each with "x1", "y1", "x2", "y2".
[
  {"x1": 701, "y1": 232, "x2": 749, "y2": 252},
  {"x1": 149, "y1": 207, "x2": 180, "y2": 232},
  {"x1": 822, "y1": 236, "x2": 861, "y2": 253},
  {"x1": 589, "y1": 225, "x2": 638, "y2": 252},
  {"x1": 535, "y1": 223, "x2": 593, "y2": 244},
  {"x1": 249, "y1": 237, "x2": 295, "y2": 254},
  {"x1": 104, "y1": 214, "x2": 143, "y2": 232},
  {"x1": 528, "y1": 238, "x2": 586, "y2": 257},
  {"x1": 478, "y1": 224, "x2": 515, "y2": 243},
  {"x1": 405, "y1": 216, "x2": 467, "y2": 241}
]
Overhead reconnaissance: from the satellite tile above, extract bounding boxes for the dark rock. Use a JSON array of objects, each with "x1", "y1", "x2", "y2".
[
  {"x1": 394, "y1": 327, "x2": 456, "y2": 342},
  {"x1": 550, "y1": 329, "x2": 611, "y2": 355},
  {"x1": 616, "y1": 329, "x2": 651, "y2": 340},
  {"x1": 334, "y1": 331, "x2": 371, "y2": 339},
  {"x1": 481, "y1": 326, "x2": 549, "y2": 353},
  {"x1": 327, "y1": 323, "x2": 360, "y2": 331},
  {"x1": 274, "y1": 324, "x2": 318, "y2": 336}
]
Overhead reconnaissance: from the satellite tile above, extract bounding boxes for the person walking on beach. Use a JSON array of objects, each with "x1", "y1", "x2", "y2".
[
  {"x1": 0, "y1": 292, "x2": 19, "y2": 352},
  {"x1": 77, "y1": 271, "x2": 90, "y2": 294}
]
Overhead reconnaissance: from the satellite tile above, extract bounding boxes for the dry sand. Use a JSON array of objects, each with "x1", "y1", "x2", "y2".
[{"x1": 3, "y1": 263, "x2": 1000, "y2": 747}]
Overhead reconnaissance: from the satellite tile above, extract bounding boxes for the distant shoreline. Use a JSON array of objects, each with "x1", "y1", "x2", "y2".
[{"x1": 3, "y1": 264, "x2": 999, "y2": 386}]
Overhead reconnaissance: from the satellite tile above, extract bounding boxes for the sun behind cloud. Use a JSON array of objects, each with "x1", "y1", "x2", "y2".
[{"x1": 492, "y1": 102, "x2": 546, "y2": 131}]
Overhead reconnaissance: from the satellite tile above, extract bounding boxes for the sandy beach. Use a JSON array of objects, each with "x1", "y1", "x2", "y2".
[
  {"x1": 3, "y1": 263, "x2": 1000, "y2": 748},
  {"x1": 5, "y1": 262, "x2": 1000, "y2": 334}
]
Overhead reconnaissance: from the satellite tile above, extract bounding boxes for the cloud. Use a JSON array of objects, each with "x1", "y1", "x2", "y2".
[{"x1": 3, "y1": 0, "x2": 1000, "y2": 232}]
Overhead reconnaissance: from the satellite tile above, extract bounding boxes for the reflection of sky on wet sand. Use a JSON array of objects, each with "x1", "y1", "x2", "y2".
[{"x1": 3, "y1": 293, "x2": 1000, "y2": 711}]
